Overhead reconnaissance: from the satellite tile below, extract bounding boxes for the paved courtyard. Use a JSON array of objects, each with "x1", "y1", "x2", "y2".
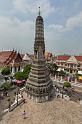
[{"x1": 1, "y1": 92, "x2": 82, "y2": 124}]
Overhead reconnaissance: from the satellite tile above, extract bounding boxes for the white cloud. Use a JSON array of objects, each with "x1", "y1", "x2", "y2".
[
  {"x1": 0, "y1": 15, "x2": 34, "y2": 53},
  {"x1": 0, "y1": 16, "x2": 34, "y2": 35},
  {"x1": 48, "y1": 24, "x2": 64, "y2": 32},
  {"x1": 44, "y1": 11, "x2": 82, "y2": 54},
  {"x1": 66, "y1": 11, "x2": 82, "y2": 29},
  {"x1": 13, "y1": 0, "x2": 27, "y2": 13},
  {"x1": 0, "y1": 7, "x2": 82, "y2": 55},
  {"x1": 48, "y1": 11, "x2": 82, "y2": 33},
  {"x1": 13, "y1": 0, "x2": 55, "y2": 17}
]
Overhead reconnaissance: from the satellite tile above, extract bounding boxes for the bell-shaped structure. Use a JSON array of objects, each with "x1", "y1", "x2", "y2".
[{"x1": 26, "y1": 7, "x2": 53, "y2": 102}]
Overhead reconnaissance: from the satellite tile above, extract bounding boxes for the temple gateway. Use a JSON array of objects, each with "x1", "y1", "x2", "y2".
[{"x1": 26, "y1": 8, "x2": 53, "y2": 102}]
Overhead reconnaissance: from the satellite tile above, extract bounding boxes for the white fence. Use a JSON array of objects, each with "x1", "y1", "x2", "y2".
[{"x1": 3, "y1": 98, "x2": 24, "y2": 115}]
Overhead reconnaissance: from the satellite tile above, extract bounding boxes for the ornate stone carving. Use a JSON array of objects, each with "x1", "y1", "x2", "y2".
[{"x1": 26, "y1": 7, "x2": 53, "y2": 102}]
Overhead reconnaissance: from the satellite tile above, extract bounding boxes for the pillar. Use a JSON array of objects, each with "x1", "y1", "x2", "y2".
[{"x1": 12, "y1": 67, "x2": 15, "y2": 74}]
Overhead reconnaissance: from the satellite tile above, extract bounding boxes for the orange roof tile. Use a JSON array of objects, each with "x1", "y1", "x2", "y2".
[
  {"x1": 0, "y1": 51, "x2": 13, "y2": 64},
  {"x1": 56, "y1": 55, "x2": 70, "y2": 61},
  {"x1": 75, "y1": 56, "x2": 82, "y2": 61},
  {"x1": 0, "y1": 50, "x2": 22, "y2": 66}
]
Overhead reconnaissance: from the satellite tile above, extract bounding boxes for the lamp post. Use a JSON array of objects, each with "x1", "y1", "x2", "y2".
[{"x1": 16, "y1": 87, "x2": 19, "y2": 106}]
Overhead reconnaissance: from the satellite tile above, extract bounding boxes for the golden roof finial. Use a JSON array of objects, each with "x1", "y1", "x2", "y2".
[{"x1": 39, "y1": 7, "x2": 40, "y2": 16}]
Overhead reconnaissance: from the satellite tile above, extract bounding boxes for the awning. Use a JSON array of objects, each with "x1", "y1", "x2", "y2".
[{"x1": 16, "y1": 80, "x2": 25, "y2": 84}]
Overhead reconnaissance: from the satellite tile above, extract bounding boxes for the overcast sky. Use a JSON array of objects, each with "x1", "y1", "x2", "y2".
[{"x1": 0, "y1": 0, "x2": 82, "y2": 55}]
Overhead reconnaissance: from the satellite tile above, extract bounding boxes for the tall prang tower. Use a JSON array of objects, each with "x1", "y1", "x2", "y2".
[{"x1": 26, "y1": 7, "x2": 53, "y2": 102}]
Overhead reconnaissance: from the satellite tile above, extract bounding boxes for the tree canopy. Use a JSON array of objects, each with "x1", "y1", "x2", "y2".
[
  {"x1": 0, "y1": 82, "x2": 12, "y2": 90},
  {"x1": 58, "y1": 70, "x2": 66, "y2": 76},
  {"x1": 15, "y1": 72, "x2": 26, "y2": 80},
  {"x1": 64, "y1": 81, "x2": 71, "y2": 88},
  {"x1": 15, "y1": 64, "x2": 31, "y2": 80},
  {"x1": 46, "y1": 63, "x2": 58, "y2": 75},
  {"x1": 23, "y1": 64, "x2": 31, "y2": 75},
  {"x1": 1, "y1": 67, "x2": 10, "y2": 75}
]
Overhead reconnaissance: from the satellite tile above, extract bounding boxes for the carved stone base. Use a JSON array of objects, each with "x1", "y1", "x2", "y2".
[{"x1": 27, "y1": 93, "x2": 51, "y2": 103}]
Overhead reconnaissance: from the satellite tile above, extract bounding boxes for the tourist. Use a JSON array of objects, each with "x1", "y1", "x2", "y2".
[
  {"x1": 62, "y1": 94, "x2": 63, "y2": 98},
  {"x1": 22, "y1": 110, "x2": 26, "y2": 119},
  {"x1": 5, "y1": 91, "x2": 8, "y2": 96}
]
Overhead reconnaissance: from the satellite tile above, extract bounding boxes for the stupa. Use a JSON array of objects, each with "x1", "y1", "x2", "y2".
[{"x1": 26, "y1": 7, "x2": 53, "y2": 102}]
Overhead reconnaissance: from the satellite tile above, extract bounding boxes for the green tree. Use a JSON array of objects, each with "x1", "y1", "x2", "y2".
[
  {"x1": 58, "y1": 70, "x2": 66, "y2": 76},
  {"x1": 64, "y1": 81, "x2": 71, "y2": 88},
  {"x1": 15, "y1": 72, "x2": 26, "y2": 80},
  {"x1": 23, "y1": 64, "x2": 31, "y2": 75},
  {"x1": 0, "y1": 82, "x2": 12, "y2": 90},
  {"x1": 15, "y1": 64, "x2": 31, "y2": 80},
  {"x1": 46, "y1": 63, "x2": 58, "y2": 75},
  {"x1": 75, "y1": 72, "x2": 78, "y2": 79},
  {"x1": 1, "y1": 67, "x2": 10, "y2": 75},
  {"x1": 23, "y1": 64, "x2": 31, "y2": 79}
]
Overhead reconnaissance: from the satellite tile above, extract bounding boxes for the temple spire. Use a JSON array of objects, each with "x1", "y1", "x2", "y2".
[
  {"x1": 38, "y1": 7, "x2": 40, "y2": 16},
  {"x1": 26, "y1": 7, "x2": 53, "y2": 103},
  {"x1": 34, "y1": 6, "x2": 45, "y2": 59}
]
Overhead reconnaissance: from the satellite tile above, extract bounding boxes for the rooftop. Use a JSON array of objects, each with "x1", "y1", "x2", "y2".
[
  {"x1": 56, "y1": 55, "x2": 82, "y2": 62},
  {"x1": 56, "y1": 55, "x2": 70, "y2": 61},
  {"x1": 0, "y1": 50, "x2": 22, "y2": 66}
]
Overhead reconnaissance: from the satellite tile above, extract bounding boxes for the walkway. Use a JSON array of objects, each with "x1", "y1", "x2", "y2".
[{"x1": 1, "y1": 92, "x2": 82, "y2": 124}]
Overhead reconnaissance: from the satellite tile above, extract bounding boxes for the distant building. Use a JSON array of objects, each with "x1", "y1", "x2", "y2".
[
  {"x1": 22, "y1": 53, "x2": 32, "y2": 66},
  {"x1": 22, "y1": 52, "x2": 53, "y2": 65},
  {"x1": 45, "y1": 52, "x2": 52, "y2": 62},
  {"x1": 0, "y1": 50, "x2": 23, "y2": 74},
  {"x1": 55, "y1": 55, "x2": 82, "y2": 74}
]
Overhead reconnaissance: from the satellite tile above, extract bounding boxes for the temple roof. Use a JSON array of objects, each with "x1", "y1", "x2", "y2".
[
  {"x1": 0, "y1": 50, "x2": 22, "y2": 66},
  {"x1": 56, "y1": 55, "x2": 82, "y2": 62},
  {"x1": 67, "y1": 56, "x2": 78, "y2": 64},
  {"x1": 56, "y1": 55, "x2": 70, "y2": 61},
  {"x1": 23, "y1": 53, "x2": 31, "y2": 61},
  {"x1": 0, "y1": 51, "x2": 14, "y2": 63},
  {"x1": 75, "y1": 56, "x2": 82, "y2": 61}
]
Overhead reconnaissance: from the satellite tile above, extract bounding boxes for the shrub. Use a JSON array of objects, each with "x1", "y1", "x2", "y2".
[
  {"x1": 1, "y1": 67, "x2": 10, "y2": 75},
  {"x1": 64, "y1": 81, "x2": 71, "y2": 88},
  {"x1": 23, "y1": 64, "x2": 31, "y2": 75},
  {"x1": 15, "y1": 64, "x2": 31, "y2": 80},
  {"x1": 0, "y1": 82, "x2": 12, "y2": 90},
  {"x1": 58, "y1": 70, "x2": 66, "y2": 76},
  {"x1": 15, "y1": 72, "x2": 25, "y2": 80}
]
